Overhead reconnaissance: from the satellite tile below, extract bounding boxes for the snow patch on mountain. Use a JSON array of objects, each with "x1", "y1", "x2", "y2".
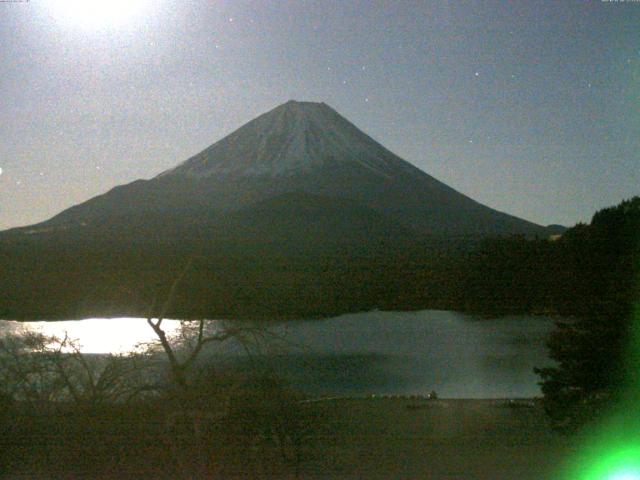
[{"x1": 159, "y1": 101, "x2": 411, "y2": 179}]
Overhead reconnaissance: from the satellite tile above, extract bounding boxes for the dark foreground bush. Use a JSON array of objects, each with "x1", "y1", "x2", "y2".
[{"x1": 0, "y1": 373, "x2": 318, "y2": 479}]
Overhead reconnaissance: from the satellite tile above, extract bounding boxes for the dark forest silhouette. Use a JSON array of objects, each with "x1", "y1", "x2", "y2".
[{"x1": 0, "y1": 197, "x2": 637, "y2": 476}]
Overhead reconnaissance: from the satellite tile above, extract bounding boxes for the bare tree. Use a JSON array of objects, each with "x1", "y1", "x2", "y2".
[
  {"x1": 145, "y1": 317, "x2": 254, "y2": 390},
  {"x1": 141, "y1": 261, "x2": 306, "y2": 477},
  {"x1": 0, "y1": 330, "x2": 155, "y2": 408},
  {"x1": 144, "y1": 259, "x2": 271, "y2": 391}
]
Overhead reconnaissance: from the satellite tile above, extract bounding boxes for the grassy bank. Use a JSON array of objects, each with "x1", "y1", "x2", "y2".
[
  {"x1": 298, "y1": 398, "x2": 576, "y2": 479},
  {"x1": 1, "y1": 397, "x2": 577, "y2": 479}
]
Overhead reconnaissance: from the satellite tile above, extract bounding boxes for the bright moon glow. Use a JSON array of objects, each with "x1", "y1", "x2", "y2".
[{"x1": 49, "y1": 0, "x2": 150, "y2": 27}]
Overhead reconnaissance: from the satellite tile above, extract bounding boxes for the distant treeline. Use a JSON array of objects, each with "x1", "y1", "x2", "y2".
[
  {"x1": 0, "y1": 197, "x2": 637, "y2": 320},
  {"x1": 530, "y1": 197, "x2": 639, "y2": 431},
  {"x1": 455, "y1": 196, "x2": 639, "y2": 316}
]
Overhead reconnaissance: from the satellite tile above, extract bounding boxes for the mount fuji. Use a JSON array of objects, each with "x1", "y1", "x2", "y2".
[
  {"x1": 23, "y1": 100, "x2": 549, "y2": 237},
  {"x1": 0, "y1": 101, "x2": 559, "y2": 319}
]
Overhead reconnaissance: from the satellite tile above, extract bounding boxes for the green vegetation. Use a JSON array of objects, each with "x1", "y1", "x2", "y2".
[
  {"x1": 1, "y1": 197, "x2": 637, "y2": 478},
  {"x1": 459, "y1": 197, "x2": 639, "y2": 317},
  {"x1": 1, "y1": 198, "x2": 634, "y2": 322},
  {"x1": 533, "y1": 197, "x2": 639, "y2": 432},
  {"x1": 524, "y1": 198, "x2": 640, "y2": 479}
]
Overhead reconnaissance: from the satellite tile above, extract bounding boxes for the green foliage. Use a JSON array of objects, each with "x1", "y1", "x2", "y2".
[
  {"x1": 458, "y1": 235, "x2": 557, "y2": 314},
  {"x1": 535, "y1": 197, "x2": 640, "y2": 431},
  {"x1": 535, "y1": 316, "x2": 626, "y2": 432}
]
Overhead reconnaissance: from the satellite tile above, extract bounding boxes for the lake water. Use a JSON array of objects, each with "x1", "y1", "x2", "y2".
[{"x1": 0, "y1": 310, "x2": 558, "y2": 398}]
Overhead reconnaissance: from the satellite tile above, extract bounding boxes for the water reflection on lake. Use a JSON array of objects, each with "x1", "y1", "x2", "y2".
[
  {"x1": 0, "y1": 317, "x2": 183, "y2": 354},
  {"x1": 0, "y1": 310, "x2": 558, "y2": 398}
]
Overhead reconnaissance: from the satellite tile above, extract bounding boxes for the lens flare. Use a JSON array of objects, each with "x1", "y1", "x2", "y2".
[
  {"x1": 557, "y1": 214, "x2": 640, "y2": 480},
  {"x1": 609, "y1": 472, "x2": 640, "y2": 480},
  {"x1": 561, "y1": 441, "x2": 640, "y2": 480}
]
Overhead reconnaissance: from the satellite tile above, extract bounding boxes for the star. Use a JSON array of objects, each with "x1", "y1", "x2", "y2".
[{"x1": 475, "y1": 71, "x2": 479, "y2": 77}]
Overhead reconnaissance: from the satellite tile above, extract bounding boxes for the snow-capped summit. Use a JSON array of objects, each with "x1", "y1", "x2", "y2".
[
  {"x1": 161, "y1": 100, "x2": 407, "y2": 179},
  {"x1": 0, "y1": 100, "x2": 564, "y2": 319},
  {"x1": 20, "y1": 100, "x2": 551, "y2": 237},
  {"x1": 0, "y1": 100, "x2": 566, "y2": 321}
]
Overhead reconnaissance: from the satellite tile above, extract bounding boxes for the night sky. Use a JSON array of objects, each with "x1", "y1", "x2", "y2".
[{"x1": 1, "y1": 0, "x2": 638, "y2": 231}]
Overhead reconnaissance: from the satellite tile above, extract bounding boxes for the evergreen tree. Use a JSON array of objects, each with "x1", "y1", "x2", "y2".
[{"x1": 535, "y1": 197, "x2": 640, "y2": 431}]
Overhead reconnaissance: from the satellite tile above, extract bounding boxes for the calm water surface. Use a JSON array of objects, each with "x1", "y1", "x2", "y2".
[{"x1": 0, "y1": 310, "x2": 558, "y2": 398}]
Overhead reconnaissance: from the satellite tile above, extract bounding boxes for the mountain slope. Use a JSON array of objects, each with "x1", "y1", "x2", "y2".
[
  {"x1": 25, "y1": 100, "x2": 549, "y2": 237},
  {"x1": 0, "y1": 100, "x2": 563, "y2": 319}
]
